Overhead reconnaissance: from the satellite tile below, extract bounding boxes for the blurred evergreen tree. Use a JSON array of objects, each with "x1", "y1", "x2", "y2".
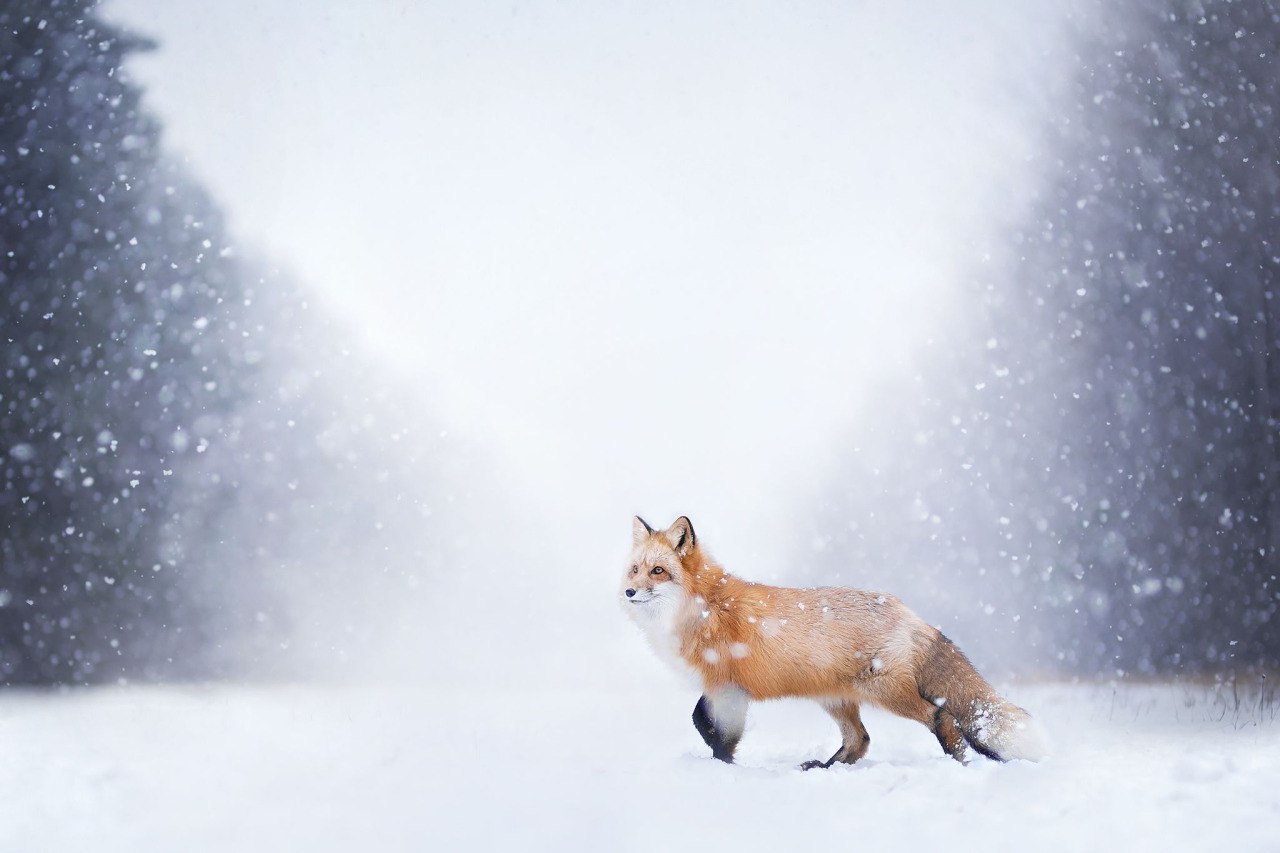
[
  {"x1": 990, "y1": 0, "x2": 1280, "y2": 673},
  {"x1": 0, "y1": 0, "x2": 255, "y2": 682},
  {"x1": 806, "y1": 0, "x2": 1280, "y2": 675},
  {"x1": 0, "y1": 0, "x2": 457, "y2": 684}
]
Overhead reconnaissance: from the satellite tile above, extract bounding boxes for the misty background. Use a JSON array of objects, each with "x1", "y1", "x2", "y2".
[{"x1": 3, "y1": 0, "x2": 1278, "y2": 696}]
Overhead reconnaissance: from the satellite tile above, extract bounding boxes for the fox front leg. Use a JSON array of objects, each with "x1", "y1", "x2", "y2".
[
  {"x1": 692, "y1": 696, "x2": 735, "y2": 761},
  {"x1": 691, "y1": 686, "x2": 748, "y2": 763}
]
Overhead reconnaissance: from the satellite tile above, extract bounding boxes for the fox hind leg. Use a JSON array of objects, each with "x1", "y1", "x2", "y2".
[
  {"x1": 877, "y1": 679, "x2": 973, "y2": 764},
  {"x1": 692, "y1": 685, "x2": 748, "y2": 763},
  {"x1": 802, "y1": 700, "x2": 870, "y2": 770},
  {"x1": 932, "y1": 707, "x2": 968, "y2": 762}
]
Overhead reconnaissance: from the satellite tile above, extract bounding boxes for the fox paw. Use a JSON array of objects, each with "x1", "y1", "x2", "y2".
[{"x1": 799, "y1": 756, "x2": 836, "y2": 771}]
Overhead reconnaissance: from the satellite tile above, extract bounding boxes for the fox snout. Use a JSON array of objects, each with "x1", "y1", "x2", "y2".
[{"x1": 622, "y1": 583, "x2": 665, "y2": 606}]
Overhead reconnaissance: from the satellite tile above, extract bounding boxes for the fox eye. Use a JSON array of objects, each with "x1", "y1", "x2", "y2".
[{"x1": 651, "y1": 566, "x2": 665, "y2": 576}]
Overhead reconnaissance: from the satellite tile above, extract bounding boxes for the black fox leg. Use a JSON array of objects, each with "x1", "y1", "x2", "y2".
[
  {"x1": 803, "y1": 700, "x2": 871, "y2": 770},
  {"x1": 692, "y1": 697, "x2": 733, "y2": 761},
  {"x1": 691, "y1": 686, "x2": 748, "y2": 763}
]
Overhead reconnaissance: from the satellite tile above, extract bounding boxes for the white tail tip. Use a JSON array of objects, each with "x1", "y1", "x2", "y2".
[{"x1": 994, "y1": 713, "x2": 1050, "y2": 762}]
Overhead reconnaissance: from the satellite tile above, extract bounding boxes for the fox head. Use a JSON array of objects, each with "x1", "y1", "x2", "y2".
[{"x1": 621, "y1": 515, "x2": 697, "y2": 612}]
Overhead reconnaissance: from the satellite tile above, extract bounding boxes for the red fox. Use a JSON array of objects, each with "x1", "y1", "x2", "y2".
[{"x1": 621, "y1": 516, "x2": 1047, "y2": 767}]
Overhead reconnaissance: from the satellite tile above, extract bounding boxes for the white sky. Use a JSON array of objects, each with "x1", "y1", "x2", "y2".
[{"x1": 104, "y1": 0, "x2": 1059, "y2": 575}]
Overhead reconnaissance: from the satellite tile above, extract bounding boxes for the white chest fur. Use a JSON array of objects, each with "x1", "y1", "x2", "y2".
[{"x1": 626, "y1": 585, "x2": 701, "y2": 687}]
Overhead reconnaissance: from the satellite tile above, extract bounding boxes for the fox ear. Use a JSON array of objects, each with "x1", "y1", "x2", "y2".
[
  {"x1": 632, "y1": 516, "x2": 654, "y2": 546},
  {"x1": 664, "y1": 516, "x2": 696, "y2": 556}
]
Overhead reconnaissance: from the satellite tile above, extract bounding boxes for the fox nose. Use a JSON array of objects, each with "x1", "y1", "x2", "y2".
[{"x1": 625, "y1": 588, "x2": 636, "y2": 598}]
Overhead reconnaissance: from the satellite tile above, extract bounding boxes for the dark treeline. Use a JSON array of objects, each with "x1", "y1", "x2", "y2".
[
  {"x1": 806, "y1": 0, "x2": 1280, "y2": 676},
  {"x1": 1, "y1": 0, "x2": 461, "y2": 684}
]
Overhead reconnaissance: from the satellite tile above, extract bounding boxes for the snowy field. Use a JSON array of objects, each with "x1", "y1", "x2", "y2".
[{"x1": 1, "y1": 679, "x2": 1275, "y2": 852}]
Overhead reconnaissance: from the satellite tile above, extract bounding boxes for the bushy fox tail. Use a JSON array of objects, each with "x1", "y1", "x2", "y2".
[{"x1": 916, "y1": 633, "x2": 1049, "y2": 763}]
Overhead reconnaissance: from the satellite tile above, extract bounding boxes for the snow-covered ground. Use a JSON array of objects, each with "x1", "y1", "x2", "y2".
[{"x1": 0, "y1": 678, "x2": 1274, "y2": 852}]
